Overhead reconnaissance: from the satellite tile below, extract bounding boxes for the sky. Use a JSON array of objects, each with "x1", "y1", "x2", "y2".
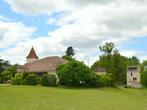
[{"x1": 0, "y1": 0, "x2": 147, "y2": 66}]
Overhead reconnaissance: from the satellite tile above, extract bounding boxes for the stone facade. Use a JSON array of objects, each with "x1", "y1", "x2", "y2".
[
  {"x1": 27, "y1": 58, "x2": 38, "y2": 64},
  {"x1": 127, "y1": 66, "x2": 141, "y2": 88}
]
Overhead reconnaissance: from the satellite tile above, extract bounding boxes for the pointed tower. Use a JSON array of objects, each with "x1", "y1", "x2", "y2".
[{"x1": 26, "y1": 47, "x2": 39, "y2": 63}]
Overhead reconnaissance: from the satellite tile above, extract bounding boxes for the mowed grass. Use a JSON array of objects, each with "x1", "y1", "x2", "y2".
[{"x1": 0, "y1": 85, "x2": 147, "y2": 110}]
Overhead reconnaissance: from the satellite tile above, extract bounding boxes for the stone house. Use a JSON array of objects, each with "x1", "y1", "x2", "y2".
[
  {"x1": 127, "y1": 66, "x2": 141, "y2": 88},
  {"x1": 17, "y1": 47, "x2": 68, "y2": 75},
  {"x1": 95, "y1": 67, "x2": 106, "y2": 75}
]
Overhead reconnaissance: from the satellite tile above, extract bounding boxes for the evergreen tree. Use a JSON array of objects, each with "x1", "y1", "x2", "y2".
[{"x1": 65, "y1": 46, "x2": 75, "y2": 56}]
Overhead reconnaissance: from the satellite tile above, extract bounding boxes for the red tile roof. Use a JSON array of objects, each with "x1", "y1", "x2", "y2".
[
  {"x1": 18, "y1": 56, "x2": 68, "y2": 73},
  {"x1": 26, "y1": 47, "x2": 38, "y2": 59}
]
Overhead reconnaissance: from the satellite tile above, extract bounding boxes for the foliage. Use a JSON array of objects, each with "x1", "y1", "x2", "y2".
[
  {"x1": 1, "y1": 69, "x2": 12, "y2": 83},
  {"x1": 62, "y1": 55, "x2": 75, "y2": 61},
  {"x1": 99, "y1": 42, "x2": 115, "y2": 55},
  {"x1": 41, "y1": 74, "x2": 57, "y2": 86},
  {"x1": 98, "y1": 74, "x2": 114, "y2": 87},
  {"x1": 140, "y1": 60, "x2": 147, "y2": 74},
  {"x1": 111, "y1": 50, "x2": 127, "y2": 84},
  {"x1": 141, "y1": 70, "x2": 147, "y2": 87},
  {"x1": 0, "y1": 73, "x2": 3, "y2": 83},
  {"x1": 92, "y1": 42, "x2": 141, "y2": 85},
  {"x1": 26, "y1": 73, "x2": 37, "y2": 85},
  {"x1": 56, "y1": 61, "x2": 94, "y2": 87},
  {"x1": 65, "y1": 46, "x2": 75, "y2": 56},
  {"x1": 0, "y1": 65, "x2": 17, "y2": 83},
  {"x1": 0, "y1": 58, "x2": 4, "y2": 73},
  {"x1": 12, "y1": 73, "x2": 23, "y2": 85},
  {"x1": 127, "y1": 56, "x2": 140, "y2": 66}
]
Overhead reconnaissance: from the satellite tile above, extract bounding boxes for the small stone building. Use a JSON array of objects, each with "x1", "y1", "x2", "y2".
[
  {"x1": 95, "y1": 67, "x2": 106, "y2": 75},
  {"x1": 127, "y1": 66, "x2": 141, "y2": 88}
]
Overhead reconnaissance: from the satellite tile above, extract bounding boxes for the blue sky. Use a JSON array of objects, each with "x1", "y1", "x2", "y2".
[{"x1": 0, "y1": 0, "x2": 147, "y2": 65}]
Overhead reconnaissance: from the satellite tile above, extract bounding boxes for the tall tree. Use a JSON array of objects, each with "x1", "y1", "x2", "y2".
[
  {"x1": 98, "y1": 42, "x2": 115, "y2": 73},
  {"x1": 99, "y1": 42, "x2": 115, "y2": 55},
  {"x1": 111, "y1": 49, "x2": 126, "y2": 84},
  {"x1": 65, "y1": 46, "x2": 75, "y2": 56}
]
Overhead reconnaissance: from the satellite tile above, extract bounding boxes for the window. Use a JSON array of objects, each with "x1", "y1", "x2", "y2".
[
  {"x1": 131, "y1": 73, "x2": 133, "y2": 76},
  {"x1": 133, "y1": 77, "x2": 137, "y2": 81}
]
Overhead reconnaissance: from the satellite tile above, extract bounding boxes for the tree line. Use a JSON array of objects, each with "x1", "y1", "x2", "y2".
[{"x1": 0, "y1": 42, "x2": 147, "y2": 87}]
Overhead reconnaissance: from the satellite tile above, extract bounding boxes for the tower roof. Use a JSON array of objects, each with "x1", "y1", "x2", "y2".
[{"x1": 26, "y1": 47, "x2": 38, "y2": 59}]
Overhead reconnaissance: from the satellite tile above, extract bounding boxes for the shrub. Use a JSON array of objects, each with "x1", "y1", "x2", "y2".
[
  {"x1": 0, "y1": 73, "x2": 3, "y2": 83},
  {"x1": 12, "y1": 73, "x2": 23, "y2": 85},
  {"x1": 99, "y1": 74, "x2": 114, "y2": 87},
  {"x1": 26, "y1": 74, "x2": 37, "y2": 85},
  {"x1": 41, "y1": 74, "x2": 57, "y2": 86},
  {"x1": 56, "y1": 61, "x2": 94, "y2": 87},
  {"x1": 141, "y1": 71, "x2": 147, "y2": 87},
  {"x1": 86, "y1": 74, "x2": 114, "y2": 87},
  {"x1": 1, "y1": 70, "x2": 12, "y2": 83}
]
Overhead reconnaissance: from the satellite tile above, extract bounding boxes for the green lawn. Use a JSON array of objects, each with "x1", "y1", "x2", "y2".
[{"x1": 0, "y1": 85, "x2": 147, "y2": 110}]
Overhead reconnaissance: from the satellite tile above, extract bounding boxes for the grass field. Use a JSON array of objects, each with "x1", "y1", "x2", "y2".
[{"x1": 0, "y1": 85, "x2": 147, "y2": 110}]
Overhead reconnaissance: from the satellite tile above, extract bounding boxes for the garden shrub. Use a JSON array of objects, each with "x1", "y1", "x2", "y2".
[
  {"x1": 26, "y1": 73, "x2": 37, "y2": 85},
  {"x1": 12, "y1": 73, "x2": 23, "y2": 85},
  {"x1": 41, "y1": 74, "x2": 57, "y2": 86}
]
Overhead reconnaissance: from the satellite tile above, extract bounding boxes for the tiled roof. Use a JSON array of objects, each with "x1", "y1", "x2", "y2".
[
  {"x1": 26, "y1": 47, "x2": 38, "y2": 59},
  {"x1": 19, "y1": 56, "x2": 68, "y2": 73}
]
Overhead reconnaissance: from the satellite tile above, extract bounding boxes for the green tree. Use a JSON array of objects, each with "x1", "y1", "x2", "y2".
[
  {"x1": 98, "y1": 42, "x2": 115, "y2": 73},
  {"x1": 141, "y1": 70, "x2": 147, "y2": 87},
  {"x1": 65, "y1": 46, "x2": 75, "y2": 56},
  {"x1": 56, "y1": 61, "x2": 94, "y2": 87},
  {"x1": 26, "y1": 74, "x2": 37, "y2": 85},
  {"x1": 0, "y1": 58, "x2": 4, "y2": 73},
  {"x1": 41, "y1": 74, "x2": 57, "y2": 86},
  {"x1": 62, "y1": 55, "x2": 75, "y2": 61},
  {"x1": 111, "y1": 49, "x2": 126, "y2": 84},
  {"x1": 127, "y1": 56, "x2": 140, "y2": 66},
  {"x1": 99, "y1": 42, "x2": 115, "y2": 55}
]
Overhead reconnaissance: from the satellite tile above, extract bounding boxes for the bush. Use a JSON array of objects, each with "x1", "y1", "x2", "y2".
[
  {"x1": 12, "y1": 73, "x2": 23, "y2": 85},
  {"x1": 41, "y1": 74, "x2": 57, "y2": 86},
  {"x1": 1, "y1": 70, "x2": 12, "y2": 83},
  {"x1": 86, "y1": 74, "x2": 114, "y2": 87},
  {"x1": 56, "y1": 61, "x2": 94, "y2": 87},
  {"x1": 0, "y1": 73, "x2": 3, "y2": 83},
  {"x1": 99, "y1": 74, "x2": 114, "y2": 87},
  {"x1": 26, "y1": 74, "x2": 37, "y2": 85},
  {"x1": 141, "y1": 71, "x2": 147, "y2": 87}
]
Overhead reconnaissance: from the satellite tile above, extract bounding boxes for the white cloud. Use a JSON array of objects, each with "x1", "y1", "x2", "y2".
[
  {"x1": 2, "y1": 0, "x2": 147, "y2": 65},
  {"x1": 0, "y1": 21, "x2": 36, "y2": 48},
  {"x1": 4, "y1": 0, "x2": 68, "y2": 15},
  {"x1": 120, "y1": 50, "x2": 138, "y2": 57}
]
